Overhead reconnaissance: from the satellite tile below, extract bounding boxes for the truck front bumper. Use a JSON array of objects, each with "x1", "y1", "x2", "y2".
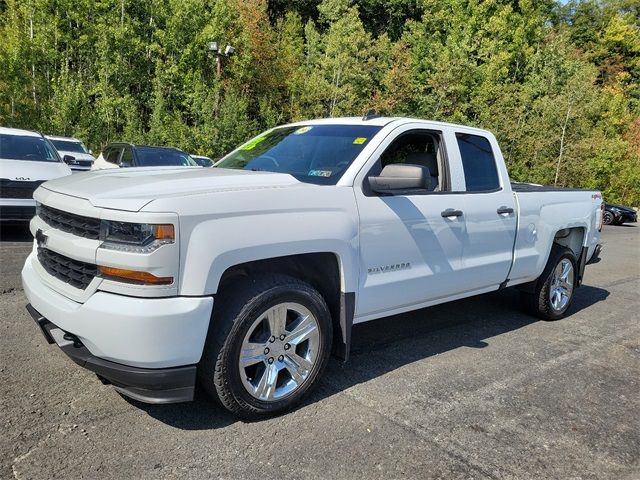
[
  {"x1": 22, "y1": 255, "x2": 214, "y2": 403},
  {"x1": 27, "y1": 304, "x2": 197, "y2": 403}
]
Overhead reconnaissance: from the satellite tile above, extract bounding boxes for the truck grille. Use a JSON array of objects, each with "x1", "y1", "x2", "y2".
[
  {"x1": 37, "y1": 247, "x2": 97, "y2": 290},
  {"x1": 38, "y1": 204, "x2": 101, "y2": 240},
  {"x1": 0, "y1": 179, "x2": 45, "y2": 199},
  {"x1": 67, "y1": 160, "x2": 92, "y2": 169}
]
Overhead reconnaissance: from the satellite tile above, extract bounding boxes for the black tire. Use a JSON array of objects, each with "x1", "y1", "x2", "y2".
[
  {"x1": 198, "y1": 274, "x2": 333, "y2": 419},
  {"x1": 521, "y1": 245, "x2": 577, "y2": 321},
  {"x1": 603, "y1": 211, "x2": 614, "y2": 225}
]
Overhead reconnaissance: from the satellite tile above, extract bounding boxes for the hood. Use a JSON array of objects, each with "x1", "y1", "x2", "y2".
[
  {"x1": 0, "y1": 158, "x2": 72, "y2": 181},
  {"x1": 40, "y1": 166, "x2": 307, "y2": 211},
  {"x1": 57, "y1": 151, "x2": 96, "y2": 162}
]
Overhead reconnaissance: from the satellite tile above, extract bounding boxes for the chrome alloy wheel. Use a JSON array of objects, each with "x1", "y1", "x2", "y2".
[
  {"x1": 239, "y1": 302, "x2": 320, "y2": 401},
  {"x1": 550, "y1": 258, "x2": 574, "y2": 312}
]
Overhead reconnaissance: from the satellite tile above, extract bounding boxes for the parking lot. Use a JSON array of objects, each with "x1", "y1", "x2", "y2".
[{"x1": 1, "y1": 224, "x2": 638, "y2": 479}]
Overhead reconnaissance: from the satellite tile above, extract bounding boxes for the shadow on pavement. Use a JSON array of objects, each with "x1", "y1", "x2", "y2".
[
  {"x1": 0, "y1": 224, "x2": 32, "y2": 242},
  {"x1": 135, "y1": 284, "x2": 609, "y2": 430}
]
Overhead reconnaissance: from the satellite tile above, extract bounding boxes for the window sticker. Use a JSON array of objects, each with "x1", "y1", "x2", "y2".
[
  {"x1": 308, "y1": 169, "x2": 332, "y2": 177},
  {"x1": 239, "y1": 134, "x2": 267, "y2": 151},
  {"x1": 353, "y1": 137, "x2": 367, "y2": 145},
  {"x1": 294, "y1": 126, "x2": 313, "y2": 135}
]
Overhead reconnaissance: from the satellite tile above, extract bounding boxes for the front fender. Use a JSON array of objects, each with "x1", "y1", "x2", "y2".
[{"x1": 179, "y1": 211, "x2": 359, "y2": 296}]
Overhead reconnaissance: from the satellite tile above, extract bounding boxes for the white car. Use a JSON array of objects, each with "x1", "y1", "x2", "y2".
[
  {"x1": 1, "y1": 127, "x2": 72, "y2": 223},
  {"x1": 22, "y1": 116, "x2": 603, "y2": 418},
  {"x1": 46, "y1": 135, "x2": 96, "y2": 173}
]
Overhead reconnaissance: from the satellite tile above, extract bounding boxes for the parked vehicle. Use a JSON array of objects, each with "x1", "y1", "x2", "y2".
[
  {"x1": 603, "y1": 203, "x2": 637, "y2": 225},
  {"x1": 1, "y1": 127, "x2": 72, "y2": 223},
  {"x1": 192, "y1": 155, "x2": 214, "y2": 167},
  {"x1": 46, "y1": 135, "x2": 96, "y2": 172},
  {"x1": 22, "y1": 116, "x2": 603, "y2": 418},
  {"x1": 92, "y1": 143, "x2": 198, "y2": 170}
]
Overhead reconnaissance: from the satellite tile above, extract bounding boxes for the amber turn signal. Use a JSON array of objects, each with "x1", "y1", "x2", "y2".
[
  {"x1": 153, "y1": 224, "x2": 175, "y2": 240},
  {"x1": 98, "y1": 266, "x2": 173, "y2": 285}
]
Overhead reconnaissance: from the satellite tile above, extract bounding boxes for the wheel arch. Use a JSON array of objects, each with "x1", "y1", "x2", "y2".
[
  {"x1": 215, "y1": 252, "x2": 355, "y2": 361},
  {"x1": 519, "y1": 226, "x2": 587, "y2": 294}
]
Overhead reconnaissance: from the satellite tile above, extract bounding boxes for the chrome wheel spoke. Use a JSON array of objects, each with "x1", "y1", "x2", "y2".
[
  {"x1": 286, "y1": 314, "x2": 317, "y2": 346},
  {"x1": 283, "y1": 356, "x2": 306, "y2": 384},
  {"x1": 561, "y1": 261, "x2": 571, "y2": 280},
  {"x1": 267, "y1": 304, "x2": 288, "y2": 337},
  {"x1": 285, "y1": 352, "x2": 313, "y2": 373},
  {"x1": 254, "y1": 363, "x2": 279, "y2": 400},
  {"x1": 551, "y1": 289, "x2": 561, "y2": 309},
  {"x1": 239, "y1": 342, "x2": 266, "y2": 367}
]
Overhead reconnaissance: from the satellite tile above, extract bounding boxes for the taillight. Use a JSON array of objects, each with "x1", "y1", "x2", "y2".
[{"x1": 598, "y1": 203, "x2": 605, "y2": 231}]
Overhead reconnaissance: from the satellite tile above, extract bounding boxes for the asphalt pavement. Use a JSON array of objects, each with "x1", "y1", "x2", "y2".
[{"x1": 1, "y1": 224, "x2": 638, "y2": 479}]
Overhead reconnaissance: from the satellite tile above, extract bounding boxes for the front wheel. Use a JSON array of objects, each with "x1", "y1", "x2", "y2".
[
  {"x1": 521, "y1": 245, "x2": 577, "y2": 320},
  {"x1": 198, "y1": 274, "x2": 333, "y2": 419},
  {"x1": 603, "y1": 211, "x2": 614, "y2": 225}
]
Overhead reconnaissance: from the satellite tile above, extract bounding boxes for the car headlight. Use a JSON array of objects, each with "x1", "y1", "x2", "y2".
[{"x1": 99, "y1": 220, "x2": 175, "y2": 253}]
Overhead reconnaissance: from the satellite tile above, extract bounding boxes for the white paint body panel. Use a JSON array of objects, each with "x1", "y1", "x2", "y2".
[{"x1": 20, "y1": 117, "x2": 602, "y2": 368}]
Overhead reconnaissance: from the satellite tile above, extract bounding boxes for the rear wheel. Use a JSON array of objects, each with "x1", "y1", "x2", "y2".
[
  {"x1": 198, "y1": 274, "x2": 332, "y2": 419},
  {"x1": 521, "y1": 245, "x2": 577, "y2": 320}
]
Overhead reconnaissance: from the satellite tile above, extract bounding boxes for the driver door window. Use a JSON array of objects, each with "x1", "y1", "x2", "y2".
[
  {"x1": 106, "y1": 147, "x2": 123, "y2": 165},
  {"x1": 374, "y1": 132, "x2": 444, "y2": 192}
]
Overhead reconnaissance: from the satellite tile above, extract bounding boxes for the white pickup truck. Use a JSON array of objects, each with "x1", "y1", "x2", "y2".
[{"x1": 22, "y1": 116, "x2": 603, "y2": 418}]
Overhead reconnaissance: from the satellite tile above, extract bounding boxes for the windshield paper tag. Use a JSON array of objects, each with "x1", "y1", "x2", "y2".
[
  {"x1": 353, "y1": 137, "x2": 367, "y2": 144},
  {"x1": 240, "y1": 135, "x2": 267, "y2": 151},
  {"x1": 294, "y1": 126, "x2": 312, "y2": 135},
  {"x1": 308, "y1": 170, "x2": 332, "y2": 177}
]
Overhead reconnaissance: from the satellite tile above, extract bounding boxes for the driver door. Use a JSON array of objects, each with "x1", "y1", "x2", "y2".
[{"x1": 354, "y1": 126, "x2": 469, "y2": 319}]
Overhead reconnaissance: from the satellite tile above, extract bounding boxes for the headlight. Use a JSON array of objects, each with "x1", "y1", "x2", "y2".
[{"x1": 99, "y1": 220, "x2": 175, "y2": 253}]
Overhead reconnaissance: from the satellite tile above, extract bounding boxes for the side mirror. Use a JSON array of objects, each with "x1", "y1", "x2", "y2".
[
  {"x1": 63, "y1": 155, "x2": 76, "y2": 164},
  {"x1": 89, "y1": 149, "x2": 93, "y2": 155},
  {"x1": 369, "y1": 164, "x2": 432, "y2": 194}
]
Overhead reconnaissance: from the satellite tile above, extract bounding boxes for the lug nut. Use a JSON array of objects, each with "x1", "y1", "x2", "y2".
[
  {"x1": 279, "y1": 334, "x2": 286, "y2": 341},
  {"x1": 269, "y1": 336, "x2": 276, "y2": 343},
  {"x1": 284, "y1": 343, "x2": 290, "y2": 350},
  {"x1": 267, "y1": 357, "x2": 274, "y2": 364},
  {"x1": 278, "y1": 355, "x2": 284, "y2": 362},
  {"x1": 264, "y1": 347, "x2": 270, "y2": 355}
]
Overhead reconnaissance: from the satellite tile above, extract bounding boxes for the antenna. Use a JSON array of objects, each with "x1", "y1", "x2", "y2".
[{"x1": 362, "y1": 108, "x2": 380, "y2": 121}]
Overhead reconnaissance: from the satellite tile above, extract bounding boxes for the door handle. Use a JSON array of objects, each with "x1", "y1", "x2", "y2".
[
  {"x1": 497, "y1": 206, "x2": 514, "y2": 215},
  {"x1": 441, "y1": 209, "x2": 463, "y2": 218}
]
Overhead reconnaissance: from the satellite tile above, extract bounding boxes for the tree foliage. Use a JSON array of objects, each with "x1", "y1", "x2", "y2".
[{"x1": 0, "y1": 0, "x2": 638, "y2": 204}]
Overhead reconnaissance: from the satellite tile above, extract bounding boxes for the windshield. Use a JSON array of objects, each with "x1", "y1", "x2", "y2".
[
  {"x1": 50, "y1": 139, "x2": 89, "y2": 154},
  {"x1": 135, "y1": 148, "x2": 198, "y2": 167},
  {"x1": 216, "y1": 124, "x2": 382, "y2": 184},
  {"x1": 0, "y1": 134, "x2": 60, "y2": 162}
]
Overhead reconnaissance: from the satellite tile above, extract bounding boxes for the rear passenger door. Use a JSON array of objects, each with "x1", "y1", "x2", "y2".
[{"x1": 455, "y1": 131, "x2": 517, "y2": 290}]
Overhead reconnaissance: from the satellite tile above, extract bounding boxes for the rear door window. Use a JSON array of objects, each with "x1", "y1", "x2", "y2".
[{"x1": 456, "y1": 133, "x2": 500, "y2": 192}]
